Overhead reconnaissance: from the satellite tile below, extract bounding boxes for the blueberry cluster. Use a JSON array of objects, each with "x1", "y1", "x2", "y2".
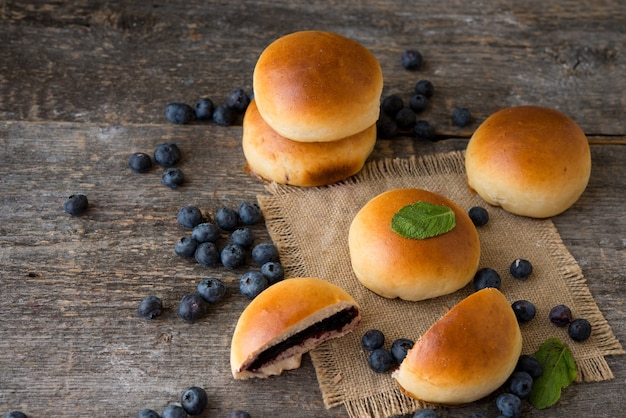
[
  {"x1": 360, "y1": 329, "x2": 414, "y2": 374},
  {"x1": 549, "y1": 303, "x2": 592, "y2": 342},
  {"x1": 129, "y1": 142, "x2": 186, "y2": 189},
  {"x1": 164, "y1": 88, "x2": 251, "y2": 126},
  {"x1": 3, "y1": 412, "x2": 28, "y2": 418}
]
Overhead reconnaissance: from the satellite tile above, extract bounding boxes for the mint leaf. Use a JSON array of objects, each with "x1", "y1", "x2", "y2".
[
  {"x1": 529, "y1": 338, "x2": 578, "y2": 409},
  {"x1": 391, "y1": 201, "x2": 456, "y2": 239}
]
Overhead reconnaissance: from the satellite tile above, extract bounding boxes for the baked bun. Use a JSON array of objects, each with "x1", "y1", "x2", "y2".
[
  {"x1": 393, "y1": 288, "x2": 522, "y2": 405},
  {"x1": 230, "y1": 277, "x2": 361, "y2": 379},
  {"x1": 242, "y1": 99, "x2": 376, "y2": 187},
  {"x1": 465, "y1": 105, "x2": 591, "y2": 218},
  {"x1": 348, "y1": 188, "x2": 480, "y2": 301},
  {"x1": 253, "y1": 30, "x2": 383, "y2": 142}
]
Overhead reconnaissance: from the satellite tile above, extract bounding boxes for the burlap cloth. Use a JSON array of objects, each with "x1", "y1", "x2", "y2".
[{"x1": 256, "y1": 150, "x2": 624, "y2": 418}]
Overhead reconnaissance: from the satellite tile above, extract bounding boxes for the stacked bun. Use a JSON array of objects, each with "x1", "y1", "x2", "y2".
[{"x1": 243, "y1": 30, "x2": 383, "y2": 187}]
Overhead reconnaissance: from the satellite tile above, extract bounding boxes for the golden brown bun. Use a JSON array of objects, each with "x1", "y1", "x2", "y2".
[
  {"x1": 242, "y1": 99, "x2": 376, "y2": 187},
  {"x1": 393, "y1": 288, "x2": 523, "y2": 405},
  {"x1": 348, "y1": 188, "x2": 480, "y2": 301},
  {"x1": 465, "y1": 105, "x2": 591, "y2": 218},
  {"x1": 253, "y1": 30, "x2": 383, "y2": 142},
  {"x1": 230, "y1": 277, "x2": 361, "y2": 379}
]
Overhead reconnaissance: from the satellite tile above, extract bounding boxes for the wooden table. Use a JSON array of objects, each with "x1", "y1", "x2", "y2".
[{"x1": 1, "y1": 1, "x2": 624, "y2": 417}]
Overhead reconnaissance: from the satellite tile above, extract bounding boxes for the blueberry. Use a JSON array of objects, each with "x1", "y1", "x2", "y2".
[
  {"x1": 495, "y1": 393, "x2": 522, "y2": 418},
  {"x1": 414, "y1": 120, "x2": 436, "y2": 141},
  {"x1": 165, "y1": 102, "x2": 195, "y2": 124},
  {"x1": 215, "y1": 206, "x2": 239, "y2": 231},
  {"x1": 178, "y1": 293, "x2": 207, "y2": 323},
  {"x1": 137, "y1": 295, "x2": 163, "y2": 320},
  {"x1": 226, "y1": 88, "x2": 251, "y2": 113},
  {"x1": 507, "y1": 370, "x2": 534, "y2": 398},
  {"x1": 174, "y1": 237, "x2": 198, "y2": 258},
  {"x1": 568, "y1": 318, "x2": 592, "y2": 342},
  {"x1": 395, "y1": 108, "x2": 417, "y2": 130},
  {"x1": 231, "y1": 227, "x2": 255, "y2": 248},
  {"x1": 510, "y1": 258, "x2": 533, "y2": 280},
  {"x1": 473, "y1": 267, "x2": 501, "y2": 291},
  {"x1": 162, "y1": 167, "x2": 185, "y2": 188},
  {"x1": 414, "y1": 80, "x2": 434, "y2": 98},
  {"x1": 3, "y1": 412, "x2": 28, "y2": 418},
  {"x1": 549, "y1": 304, "x2": 573, "y2": 327},
  {"x1": 376, "y1": 114, "x2": 398, "y2": 139},
  {"x1": 260, "y1": 261, "x2": 284, "y2": 285},
  {"x1": 452, "y1": 107, "x2": 471, "y2": 127},
  {"x1": 361, "y1": 329, "x2": 385, "y2": 351},
  {"x1": 391, "y1": 338, "x2": 414, "y2": 364},
  {"x1": 515, "y1": 354, "x2": 543, "y2": 379},
  {"x1": 412, "y1": 410, "x2": 439, "y2": 418},
  {"x1": 251, "y1": 242, "x2": 279, "y2": 264},
  {"x1": 468, "y1": 206, "x2": 489, "y2": 226},
  {"x1": 194, "y1": 242, "x2": 220, "y2": 267},
  {"x1": 239, "y1": 271, "x2": 269, "y2": 299},
  {"x1": 194, "y1": 98, "x2": 214, "y2": 121},
  {"x1": 135, "y1": 409, "x2": 160, "y2": 418},
  {"x1": 197, "y1": 277, "x2": 226, "y2": 303},
  {"x1": 63, "y1": 194, "x2": 89, "y2": 216},
  {"x1": 512, "y1": 300, "x2": 536, "y2": 323},
  {"x1": 212, "y1": 104, "x2": 235, "y2": 126},
  {"x1": 367, "y1": 348, "x2": 394, "y2": 373},
  {"x1": 228, "y1": 412, "x2": 251, "y2": 418},
  {"x1": 161, "y1": 405, "x2": 188, "y2": 418},
  {"x1": 191, "y1": 223, "x2": 220, "y2": 244},
  {"x1": 400, "y1": 49, "x2": 423, "y2": 70},
  {"x1": 181, "y1": 386, "x2": 208, "y2": 415},
  {"x1": 238, "y1": 201, "x2": 263, "y2": 225},
  {"x1": 408, "y1": 94, "x2": 428, "y2": 113},
  {"x1": 129, "y1": 152, "x2": 152, "y2": 173},
  {"x1": 221, "y1": 243, "x2": 246, "y2": 269},
  {"x1": 381, "y1": 95, "x2": 404, "y2": 117},
  {"x1": 177, "y1": 206, "x2": 204, "y2": 229},
  {"x1": 154, "y1": 142, "x2": 182, "y2": 167}
]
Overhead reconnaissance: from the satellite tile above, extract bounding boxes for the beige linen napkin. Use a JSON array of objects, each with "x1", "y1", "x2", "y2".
[{"x1": 257, "y1": 150, "x2": 624, "y2": 418}]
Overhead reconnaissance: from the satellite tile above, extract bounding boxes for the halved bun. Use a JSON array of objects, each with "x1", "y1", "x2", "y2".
[
  {"x1": 242, "y1": 99, "x2": 376, "y2": 187},
  {"x1": 252, "y1": 30, "x2": 383, "y2": 142},
  {"x1": 230, "y1": 277, "x2": 361, "y2": 379},
  {"x1": 393, "y1": 288, "x2": 522, "y2": 405},
  {"x1": 348, "y1": 188, "x2": 480, "y2": 301},
  {"x1": 465, "y1": 105, "x2": 591, "y2": 218}
]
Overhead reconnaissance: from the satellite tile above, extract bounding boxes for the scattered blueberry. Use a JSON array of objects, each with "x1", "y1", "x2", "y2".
[
  {"x1": 226, "y1": 88, "x2": 251, "y2": 113},
  {"x1": 414, "y1": 120, "x2": 435, "y2": 141},
  {"x1": 251, "y1": 242, "x2": 279, "y2": 264},
  {"x1": 154, "y1": 142, "x2": 182, "y2": 167},
  {"x1": 361, "y1": 329, "x2": 385, "y2": 351},
  {"x1": 412, "y1": 409, "x2": 439, "y2": 418},
  {"x1": 391, "y1": 338, "x2": 414, "y2": 364},
  {"x1": 63, "y1": 194, "x2": 89, "y2": 216},
  {"x1": 507, "y1": 370, "x2": 534, "y2": 398},
  {"x1": 495, "y1": 393, "x2": 522, "y2": 418},
  {"x1": 181, "y1": 386, "x2": 208, "y2": 415},
  {"x1": 367, "y1": 348, "x2": 394, "y2": 373},
  {"x1": 162, "y1": 167, "x2": 185, "y2": 188},
  {"x1": 376, "y1": 114, "x2": 398, "y2": 139},
  {"x1": 549, "y1": 304, "x2": 573, "y2": 327},
  {"x1": 194, "y1": 242, "x2": 220, "y2": 267},
  {"x1": 161, "y1": 405, "x2": 188, "y2": 418},
  {"x1": 177, "y1": 206, "x2": 204, "y2": 229},
  {"x1": 129, "y1": 152, "x2": 153, "y2": 173},
  {"x1": 212, "y1": 104, "x2": 235, "y2": 126},
  {"x1": 3, "y1": 412, "x2": 28, "y2": 418},
  {"x1": 512, "y1": 300, "x2": 536, "y2": 323},
  {"x1": 165, "y1": 102, "x2": 195, "y2": 124},
  {"x1": 228, "y1": 412, "x2": 251, "y2": 418},
  {"x1": 260, "y1": 261, "x2": 284, "y2": 285},
  {"x1": 452, "y1": 107, "x2": 471, "y2": 127},
  {"x1": 239, "y1": 271, "x2": 269, "y2": 299},
  {"x1": 473, "y1": 268, "x2": 501, "y2": 291},
  {"x1": 231, "y1": 227, "x2": 255, "y2": 248},
  {"x1": 515, "y1": 354, "x2": 543, "y2": 379},
  {"x1": 137, "y1": 295, "x2": 163, "y2": 320},
  {"x1": 381, "y1": 95, "x2": 404, "y2": 117},
  {"x1": 178, "y1": 294, "x2": 207, "y2": 323},
  {"x1": 568, "y1": 318, "x2": 592, "y2": 342},
  {"x1": 197, "y1": 277, "x2": 226, "y2": 303},
  {"x1": 174, "y1": 237, "x2": 198, "y2": 258},
  {"x1": 510, "y1": 258, "x2": 533, "y2": 280},
  {"x1": 221, "y1": 243, "x2": 247, "y2": 269},
  {"x1": 191, "y1": 223, "x2": 220, "y2": 244},
  {"x1": 238, "y1": 201, "x2": 263, "y2": 225},
  {"x1": 194, "y1": 98, "x2": 215, "y2": 121},
  {"x1": 468, "y1": 206, "x2": 489, "y2": 226},
  {"x1": 414, "y1": 80, "x2": 434, "y2": 98},
  {"x1": 395, "y1": 107, "x2": 417, "y2": 130},
  {"x1": 215, "y1": 206, "x2": 239, "y2": 231},
  {"x1": 408, "y1": 94, "x2": 428, "y2": 113},
  {"x1": 400, "y1": 49, "x2": 423, "y2": 70},
  {"x1": 135, "y1": 409, "x2": 160, "y2": 418}
]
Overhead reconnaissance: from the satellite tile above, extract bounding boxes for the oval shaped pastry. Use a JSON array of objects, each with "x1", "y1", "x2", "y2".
[
  {"x1": 230, "y1": 277, "x2": 361, "y2": 379},
  {"x1": 348, "y1": 188, "x2": 480, "y2": 301},
  {"x1": 393, "y1": 288, "x2": 523, "y2": 405}
]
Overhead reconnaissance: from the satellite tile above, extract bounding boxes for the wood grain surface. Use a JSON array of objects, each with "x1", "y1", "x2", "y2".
[{"x1": 1, "y1": 1, "x2": 625, "y2": 417}]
